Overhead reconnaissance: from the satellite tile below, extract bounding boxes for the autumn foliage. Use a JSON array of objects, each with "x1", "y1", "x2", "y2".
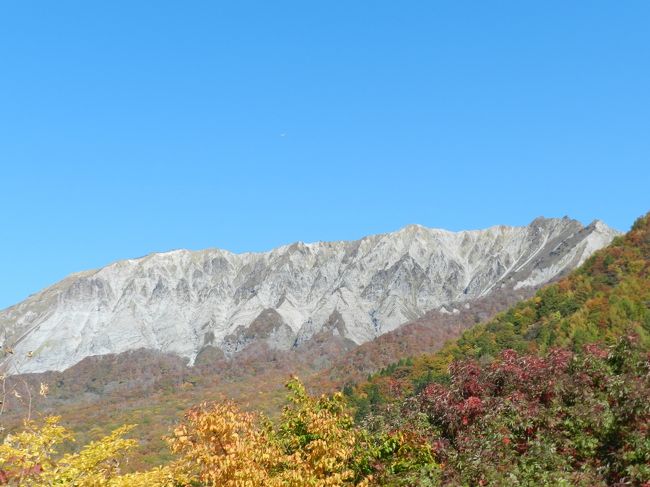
[
  {"x1": 414, "y1": 338, "x2": 650, "y2": 485},
  {"x1": 0, "y1": 211, "x2": 648, "y2": 485},
  {"x1": 0, "y1": 417, "x2": 174, "y2": 486},
  {"x1": 0, "y1": 379, "x2": 378, "y2": 485},
  {"x1": 167, "y1": 377, "x2": 367, "y2": 486}
]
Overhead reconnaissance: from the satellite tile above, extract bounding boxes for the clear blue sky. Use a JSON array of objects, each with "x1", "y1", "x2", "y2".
[{"x1": 1, "y1": 2, "x2": 649, "y2": 309}]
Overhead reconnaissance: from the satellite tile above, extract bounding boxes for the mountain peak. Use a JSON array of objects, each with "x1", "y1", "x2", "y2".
[{"x1": 587, "y1": 218, "x2": 617, "y2": 233}]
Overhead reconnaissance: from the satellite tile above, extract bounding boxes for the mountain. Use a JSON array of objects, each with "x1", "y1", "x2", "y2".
[
  {"x1": 350, "y1": 211, "x2": 650, "y2": 412},
  {"x1": 335, "y1": 211, "x2": 650, "y2": 485},
  {"x1": 0, "y1": 217, "x2": 618, "y2": 375}
]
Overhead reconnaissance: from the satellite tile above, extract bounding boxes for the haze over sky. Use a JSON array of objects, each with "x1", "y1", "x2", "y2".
[{"x1": 1, "y1": 2, "x2": 649, "y2": 308}]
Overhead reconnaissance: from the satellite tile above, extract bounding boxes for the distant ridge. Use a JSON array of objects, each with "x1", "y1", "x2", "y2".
[{"x1": 0, "y1": 217, "x2": 618, "y2": 374}]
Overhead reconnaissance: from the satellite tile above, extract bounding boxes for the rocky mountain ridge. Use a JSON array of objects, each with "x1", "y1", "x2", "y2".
[{"x1": 0, "y1": 217, "x2": 619, "y2": 374}]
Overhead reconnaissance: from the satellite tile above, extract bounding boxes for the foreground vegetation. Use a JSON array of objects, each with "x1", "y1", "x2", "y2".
[
  {"x1": 1, "y1": 211, "x2": 648, "y2": 485},
  {"x1": 0, "y1": 376, "x2": 434, "y2": 486},
  {"x1": 1, "y1": 336, "x2": 648, "y2": 485}
]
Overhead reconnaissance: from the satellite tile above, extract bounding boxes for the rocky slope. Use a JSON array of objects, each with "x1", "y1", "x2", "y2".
[{"x1": 0, "y1": 217, "x2": 618, "y2": 374}]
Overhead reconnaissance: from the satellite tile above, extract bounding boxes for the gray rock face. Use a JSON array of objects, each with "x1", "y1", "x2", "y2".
[{"x1": 0, "y1": 217, "x2": 619, "y2": 374}]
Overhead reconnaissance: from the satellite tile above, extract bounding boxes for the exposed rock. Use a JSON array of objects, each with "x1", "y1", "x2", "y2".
[{"x1": 0, "y1": 217, "x2": 619, "y2": 374}]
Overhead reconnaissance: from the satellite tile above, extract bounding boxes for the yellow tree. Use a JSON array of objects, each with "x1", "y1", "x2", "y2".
[
  {"x1": 167, "y1": 400, "x2": 279, "y2": 486},
  {"x1": 167, "y1": 377, "x2": 370, "y2": 486},
  {"x1": 272, "y1": 377, "x2": 363, "y2": 486}
]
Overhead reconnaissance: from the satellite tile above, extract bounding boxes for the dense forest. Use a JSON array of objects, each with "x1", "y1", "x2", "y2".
[{"x1": 1, "y1": 211, "x2": 648, "y2": 485}]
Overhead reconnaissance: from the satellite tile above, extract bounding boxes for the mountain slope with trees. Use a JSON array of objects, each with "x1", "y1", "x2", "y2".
[
  {"x1": 0, "y1": 211, "x2": 648, "y2": 485},
  {"x1": 351, "y1": 211, "x2": 650, "y2": 409}
]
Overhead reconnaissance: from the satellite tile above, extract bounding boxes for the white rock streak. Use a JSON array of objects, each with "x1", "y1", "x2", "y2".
[{"x1": 0, "y1": 217, "x2": 618, "y2": 374}]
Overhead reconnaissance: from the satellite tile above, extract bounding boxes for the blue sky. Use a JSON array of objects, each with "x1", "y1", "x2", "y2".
[{"x1": 1, "y1": 1, "x2": 649, "y2": 309}]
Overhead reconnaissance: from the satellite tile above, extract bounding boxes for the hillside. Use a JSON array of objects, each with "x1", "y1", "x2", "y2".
[
  {"x1": 0, "y1": 218, "x2": 621, "y2": 467},
  {"x1": 351, "y1": 211, "x2": 650, "y2": 414},
  {"x1": 0, "y1": 212, "x2": 647, "y2": 485},
  {"x1": 324, "y1": 212, "x2": 650, "y2": 485}
]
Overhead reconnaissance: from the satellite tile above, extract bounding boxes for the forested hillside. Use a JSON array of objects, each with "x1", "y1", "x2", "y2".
[
  {"x1": 341, "y1": 211, "x2": 650, "y2": 484},
  {"x1": 0, "y1": 212, "x2": 648, "y2": 485},
  {"x1": 350, "y1": 211, "x2": 650, "y2": 410}
]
